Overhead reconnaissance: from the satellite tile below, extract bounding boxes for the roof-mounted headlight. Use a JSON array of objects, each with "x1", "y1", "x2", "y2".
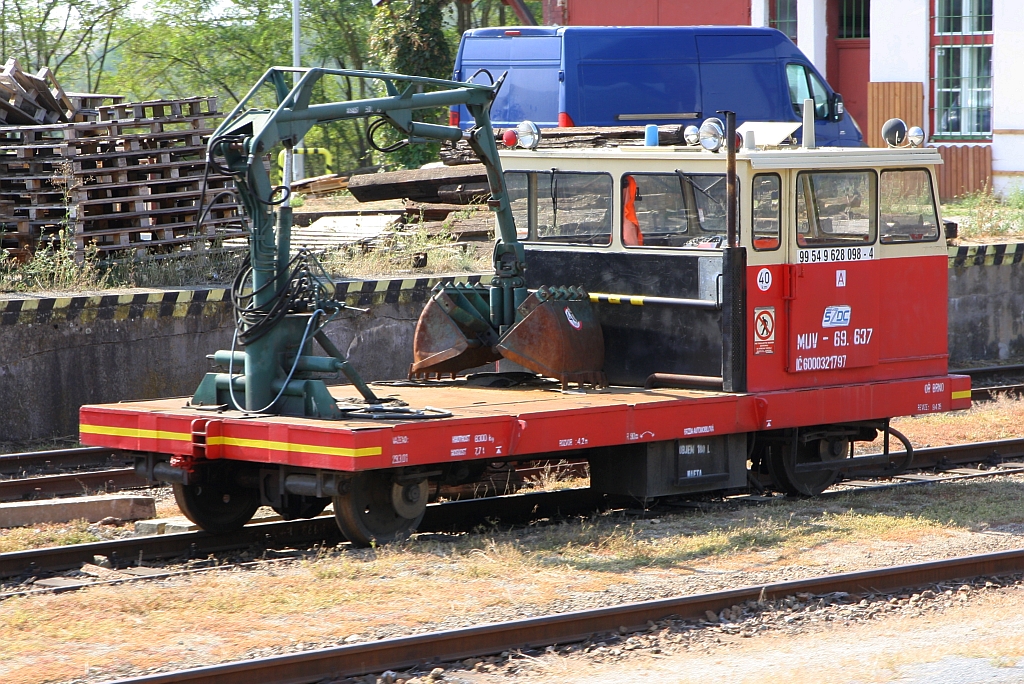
[
  {"x1": 881, "y1": 118, "x2": 908, "y2": 147},
  {"x1": 698, "y1": 117, "x2": 725, "y2": 152},
  {"x1": 907, "y1": 126, "x2": 925, "y2": 148},
  {"x1": 516, "y1": 120, "x2": 541, "y2": 150},
  {"x1": 683, "y1": 125, "x2": 700, "y2": 146}
]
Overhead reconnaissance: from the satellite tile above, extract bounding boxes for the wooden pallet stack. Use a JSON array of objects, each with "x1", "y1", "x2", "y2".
[
  {"x1": 0, "y1": 95, "x2": 248, "y2": 259},
  {"x1": 0, "y1": 58, "x2": 76, "y2": 126}
]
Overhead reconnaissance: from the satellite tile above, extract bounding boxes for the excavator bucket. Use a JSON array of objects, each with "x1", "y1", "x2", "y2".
[
  {"x1": 410, "y1": 283, "x2": 606, "y2": 388},
  {"x1": 411, "y1": 284, "x2": 501, "y2": 379},
  {"x1": 496, "y1": 287, "x2": 606, "y2": 388}
]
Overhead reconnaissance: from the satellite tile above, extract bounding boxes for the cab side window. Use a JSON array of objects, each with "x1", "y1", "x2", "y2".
[
  {"x1": 504, "y1": 170, "x2": 613, "y2": 246},
  {"x1": 880, "y1": 169, "x2": 940, "y2": 243},
  {"x1": 796, "y1": 170, "x2": 877, "y2": 247},
  {"x1": 786, "y1": 64, "x2": 829, "y2": 119},
  {"x1": 752, "y1": 174, "x2": 781, "y2": 251}
]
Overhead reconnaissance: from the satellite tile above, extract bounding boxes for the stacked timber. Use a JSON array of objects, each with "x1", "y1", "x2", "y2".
[
  {"x1": 0, "y1": 95, "x2": 246, "y2": 259},
  {"x1": 347, "y1": 164, "x2": 494, "y2": 240},
  {"x1": 291, "y1": 174, "x2": 348, "y2": 198},
  {"x1": 440, "y1": 124, "x2": 689, "y2": 165},
  {"x1": 347, "y1": 164, "x2": 488, "y2": 203}
]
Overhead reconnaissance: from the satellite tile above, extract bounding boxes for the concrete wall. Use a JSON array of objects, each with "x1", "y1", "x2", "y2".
[
  {"x1": 0, "y1": 249, "x2": 1020, "y2": 443},
  {"x1": 948, "y1": 243, "x2": 1024, "y2": 364},
  {"x1": 0, "y1": 275, "x2": 489, "y2": 443}
]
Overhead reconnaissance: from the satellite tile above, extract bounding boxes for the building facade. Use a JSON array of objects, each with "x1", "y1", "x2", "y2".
[{"x1": 541, "y1": 0, "x2": 1019, "y2": 198}]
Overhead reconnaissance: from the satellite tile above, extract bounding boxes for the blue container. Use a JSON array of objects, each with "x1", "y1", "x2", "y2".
[{"x1": 645, "y1": 124, "x2": 659, "y2": 146}]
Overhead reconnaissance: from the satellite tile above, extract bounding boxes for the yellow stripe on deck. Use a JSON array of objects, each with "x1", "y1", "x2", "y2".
[
  {"x1": 952, "y1": 390, "x2": 972, "y2": 400},
  {"x1": 80, "y1": 425, "x2": 192, "y2": 441},
  {"x1": 207, "y1": 436, "x2": 381, "y2": 458}
]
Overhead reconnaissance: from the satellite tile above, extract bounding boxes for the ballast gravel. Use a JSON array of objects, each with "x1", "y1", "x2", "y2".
[{"x1": 331, "y1": 575, "x2": 1024, "y2": 684}]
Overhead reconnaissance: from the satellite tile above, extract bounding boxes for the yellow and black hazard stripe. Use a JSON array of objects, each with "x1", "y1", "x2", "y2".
[
  {"x1": 0, "y1": 274, "x2": 494, "y2": 327},
  {"x1": 949, "y1": 243, "x2": 1024, "y2": 268}
]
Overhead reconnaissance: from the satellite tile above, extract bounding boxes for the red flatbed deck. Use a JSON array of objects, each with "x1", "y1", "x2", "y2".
[{"x1": 80, "y1": 374, "x2": 971, "y2": 471}]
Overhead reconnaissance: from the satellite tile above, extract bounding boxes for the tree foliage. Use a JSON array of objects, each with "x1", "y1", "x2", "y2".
[
  {"x1": 369, "y1": 0, "x2": 452, "y2": 168},
  {"x1": 107, "y1": 0, "x2": 292, "y2": 103},
  {"x1": 0, "y1": 0, "x2": 131, "y2": 91},
  {"x1": 2, "y1": 0, "x2": 534, "y2": 171}
]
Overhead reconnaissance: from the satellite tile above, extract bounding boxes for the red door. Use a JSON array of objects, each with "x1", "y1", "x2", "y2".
[{"x1": 836, "y1": 39, "x2": 870, "y2": 134}]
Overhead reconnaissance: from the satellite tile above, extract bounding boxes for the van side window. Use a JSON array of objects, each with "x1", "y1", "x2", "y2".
[
  {"x1": 786, "y1": 64, "x2": 810, "y2": 116},
  {"x1": 504, "y1": 170, "x2": 612, "y2": 246},
  {"x1": 796, "y1": 171, "x2": 877, "y2": 247},
  {"x1": 880, "y1": 169, "x2": 940, "y2": 243},
  {"x1": 808, "y1": 72, "x2": 830, "y2": 119},
  {"x1": 620, "y1": 173, "x2": 736, "y2": 248},
  {"x1": 752, "y1": 174, "x2": 781, "y2": 251},
  {"x1": 786, "y1": 64, "x2": 829, "y2": 119}
]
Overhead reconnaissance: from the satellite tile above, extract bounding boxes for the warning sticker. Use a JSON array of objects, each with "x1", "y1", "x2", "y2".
[{"x1": 753, "y1": 306, "x2": 775, "y2": 355}]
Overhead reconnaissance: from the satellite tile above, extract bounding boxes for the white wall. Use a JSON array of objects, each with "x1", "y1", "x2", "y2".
[
  {"x1": 750, "y1": 0, "x2": 768, "y2": 27},
  {"x1": 797, "y1": 0, "x2": 828, "y2": 71},
  {"x1": 869, "y1": 0, "x2": 929, "y2": 83},
  {"x1": 992, "y1": 0, "x2": 1024, "y2": 195},
  {"x1": 869, "y1": 0, "x2": 930, "y2": 136}
]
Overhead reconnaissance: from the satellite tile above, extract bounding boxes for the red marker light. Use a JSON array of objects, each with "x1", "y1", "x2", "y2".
[
  {"x1": 505, "y1": 30, "x2": 521, "y2": 36},
  {"x1": 449, "y1": 110, "x2": 460, "y2": 127},
  {"x1": 502, "y1": 129, "x2": 519, "y2": 147}
]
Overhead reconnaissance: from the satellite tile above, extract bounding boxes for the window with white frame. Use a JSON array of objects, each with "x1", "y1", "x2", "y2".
[{"x1": 932, "y1": 0, "x2": 993, "y2": 139}]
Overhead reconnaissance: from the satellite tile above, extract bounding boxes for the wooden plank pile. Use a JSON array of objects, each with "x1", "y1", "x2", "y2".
[
  {"x1": 347, "y1": 164, "x2": 488, "y2": 203},
  {"x1": 440, "y1": 124, "x2": 689, "y2": 165},
  {"x1": 291, "y1": 173, "x2": 348, "y2": 198},
  {"x1": 0, "y1": 94, "x2": 247, "y2": 259}
]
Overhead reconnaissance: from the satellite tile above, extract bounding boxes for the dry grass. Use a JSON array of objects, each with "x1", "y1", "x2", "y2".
[
  {"x1": 299, "y1": 191, "x2": 403, "y2": 212},
  {"x1": 890, "y1": 394, "x2": 1024, "y2": 446},
  {"x1": 943, "y1": 188, "x2": 1024, "y2": 241},
  {"x1": 3, "y1": 475, "x2": 1024, "y2": 682},
  {"x1": 2, "y1": 397, "x2": 1023, "y2": 679},
  {"x1": 4, "y1": 478, "x2": 1024, "y2": 682},
  {"x1": 317, "y1": 224, "x2": 490, "y2": 278},
  {"x1": 0, "y1": 520, "x2": 99, "y2": 554}
]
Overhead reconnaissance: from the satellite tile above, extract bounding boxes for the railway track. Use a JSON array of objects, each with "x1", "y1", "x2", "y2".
[
  {"x1": 0, "y1": 446, "x2": 130, "y2": 477},
  {"x1": 0, "y1": 486, "x2": 604, "y2": 581},
  {"x1": 107, "y1": 547, "x2": 1024, "y2": 684},
  {"x1": 3, "y1": 438, "x2": 1024, "y2": 593},
  {"x1": 0, "y1": 373, "x2": 1015, "y2": 503}
]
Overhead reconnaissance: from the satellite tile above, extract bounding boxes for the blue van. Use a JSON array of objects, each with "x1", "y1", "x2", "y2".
[{"x1": 450, "y1": 26, "x2": 863, "y2": 147}]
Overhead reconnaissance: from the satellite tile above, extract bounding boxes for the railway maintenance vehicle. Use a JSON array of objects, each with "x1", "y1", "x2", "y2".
[{"x1": 79, "y1": 67, "x2": 969, "y2": 545}]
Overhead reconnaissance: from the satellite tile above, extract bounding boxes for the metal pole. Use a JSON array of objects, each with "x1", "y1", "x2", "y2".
[
  {"x1": 723, "y1": 110, "x2": 737, "y2": 248},
  {"x1": 292, "y1": 0, "x2": 305, "y2": 182}
]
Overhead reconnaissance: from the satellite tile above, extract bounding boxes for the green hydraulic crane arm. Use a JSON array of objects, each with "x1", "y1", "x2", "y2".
[{"x1": 208, "y1": 67, "x2": 524, "y2": 315}]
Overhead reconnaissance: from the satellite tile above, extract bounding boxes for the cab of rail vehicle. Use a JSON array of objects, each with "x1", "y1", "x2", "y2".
[{"x1": 497, "y1": 118, "x2": 948, "y2": 394}]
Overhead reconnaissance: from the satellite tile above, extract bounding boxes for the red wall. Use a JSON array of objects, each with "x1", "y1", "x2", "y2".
[{"x1": 543, "y1": 0, "x2": 751, "y2": 26}]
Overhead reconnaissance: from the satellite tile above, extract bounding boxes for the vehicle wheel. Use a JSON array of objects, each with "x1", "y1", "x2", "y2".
[
  {"x1": 333, "y1": 471, "x2": 427, "y2": 547},
  {"x1": 271, "y1": 495, "x2": 330, "y2": 521},
  {"x1": 173, "y1": 471, "x2": 260, "y2": 535},
  {"x1": 768, "y1": 433, "x2": 846, "y2": 496}
]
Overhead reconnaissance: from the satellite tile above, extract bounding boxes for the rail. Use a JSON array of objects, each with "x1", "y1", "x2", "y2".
[{"x1": 109, "y1": 547, "x2": 1024, "y2": 683}]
